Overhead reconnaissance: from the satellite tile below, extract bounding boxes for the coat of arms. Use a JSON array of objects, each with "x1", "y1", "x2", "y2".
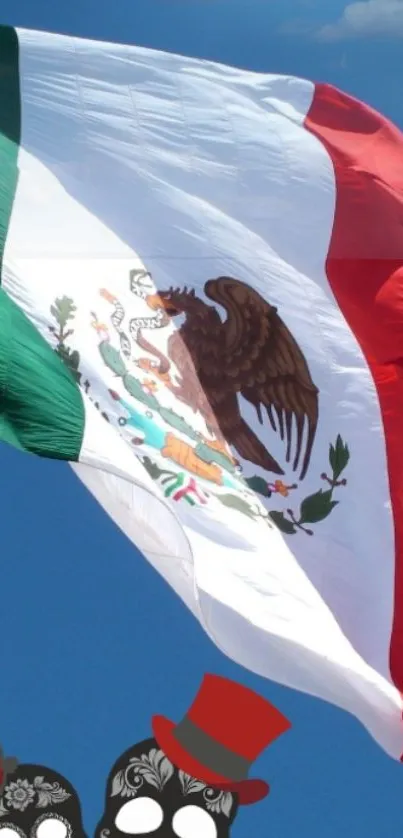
[{"x1": 49, "y1": 269, "x2": 349, "y2": 536}]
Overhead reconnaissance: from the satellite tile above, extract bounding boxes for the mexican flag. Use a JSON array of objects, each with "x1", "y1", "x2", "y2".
[{"x1": 1, "y1": 25, "x2": 403, "y2": 758}]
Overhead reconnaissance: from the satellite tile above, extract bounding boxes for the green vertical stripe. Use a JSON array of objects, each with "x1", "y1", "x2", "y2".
[
  {"x1": 0, "y1": 26, "x2": 21, "y2": 280},
  {"x1": 0, "y1": 288, "x2": 85, "y2": 459},
  {"x1": 0, "y1": 28, "x2": 85, "y2": 461}
]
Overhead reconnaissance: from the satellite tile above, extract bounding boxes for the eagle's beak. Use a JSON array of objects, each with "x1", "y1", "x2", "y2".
[{"x1": 145, "y1": 293, "x2": 164, "y2": 310}]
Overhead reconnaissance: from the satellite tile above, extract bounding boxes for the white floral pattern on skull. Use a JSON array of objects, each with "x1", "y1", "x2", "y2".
[
  {"x1": 0, "y1": 776, "x2": 71, "y2": 817},
  {"x1": 178, "y1": 771, "x2": 234, "y2": 818},
  {"x1": 5, "y1": 780, "x2": 35, "y2": 812},
  {"x1": 111, "y1": 748, "x2": 174, "y2": 799}
]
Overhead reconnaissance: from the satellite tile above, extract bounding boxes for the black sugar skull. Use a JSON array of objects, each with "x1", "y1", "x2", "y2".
[
  {"x1": 95, "y1": 737, "x2": 239, "y2": 838},
  {"x1": 96, "y1": 674, "x2": 291, "y2": 838},
  {"x1": 0, "y1": 763, "x2": 86, "y2": 838}
]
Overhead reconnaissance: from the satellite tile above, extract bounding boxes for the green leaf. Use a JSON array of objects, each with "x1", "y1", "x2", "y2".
[
  {"x1": 269, "y1": 511, "x2": 296, "y2": 535},
  {"x1": 56, "y1": 346, "x2": 81, "y2": 380},
  {"x1": 51, "y1": 296, "x2": 77, "y2": 328},
  {"x1": 159, "y1": 407, "x2": 198, "y2": 440},
  {"x1": 329, "y1": 435, "x2": 350, "y2": 480},
  {"x1": 68, "y1": 349, "x2": 80, "y2": 371},
  {"x1": 123, "y1": 374, "x2": 159, "y2": 409},
  {"x1": 299, "y1": 489, "x2": 338, "y2": 524},
  {"x1": 194, "y1": 441, "x2": 236, "y2": 473},
  {"x1": 216, "y1": 493, "x2": 256, "y2": 519},
  {"x1": 99, "y1": 342, "x2": 127, "y2": 377},
  {"x1": 141, "y1": 456, "x2": 164, "y2": 480},
  {"x1": 160, "y1": 474, "x2": 177, "y2": 485},
  {"x1": 245, "y1": 475, "x2": 270, "y2": 497},
  {"x1": 67, "y1": 350, "x2": 81, "y2": 383}
]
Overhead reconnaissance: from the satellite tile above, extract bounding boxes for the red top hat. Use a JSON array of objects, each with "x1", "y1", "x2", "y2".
[{"x1": 152, "y1": 674, "x2": 291, "y2": 805}]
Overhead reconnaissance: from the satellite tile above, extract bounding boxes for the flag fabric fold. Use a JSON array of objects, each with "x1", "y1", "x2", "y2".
[{"x1": 1, "y1": 24, "x2": 403, "y2": 758}]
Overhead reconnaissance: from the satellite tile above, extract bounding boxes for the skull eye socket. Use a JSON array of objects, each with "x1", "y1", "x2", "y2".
[
  {"x1": 33, "y1": 816, "x2": 70, "y2": 838},
  {"x1": 0, "y1": 827, "x2": 26, "y2": 838},
  {"x1": 115, "y1": 798, "x2": 163, "y2": 834},
  {"x1": 172, "y1": 805, "x2": 217, "y2": 838}
]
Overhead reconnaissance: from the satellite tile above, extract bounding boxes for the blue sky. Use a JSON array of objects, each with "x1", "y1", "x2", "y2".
[{"x1": 1, "y1": 0, "x2": 403, "y2": 835}]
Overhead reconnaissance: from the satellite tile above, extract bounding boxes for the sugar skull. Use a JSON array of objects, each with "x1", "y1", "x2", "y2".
[
  {"x1": 95, "y1": 674, "x2": 291, "y2": 838},
  {"x1": 95, "y1": 737, "x2": 238, "y2": 838},
  {"x1": 0, "y1": 760, "x2": 86, "y2": 838}
]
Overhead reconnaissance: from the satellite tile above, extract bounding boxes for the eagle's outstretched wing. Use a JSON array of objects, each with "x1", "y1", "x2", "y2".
[{"x1": 204, "y1": 277, "x2": 319, "y2": 480}]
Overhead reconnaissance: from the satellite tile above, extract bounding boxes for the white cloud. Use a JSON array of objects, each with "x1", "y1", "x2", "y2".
[{"x1": 316, "y1": 0, "x2": 403, "y2": 40}]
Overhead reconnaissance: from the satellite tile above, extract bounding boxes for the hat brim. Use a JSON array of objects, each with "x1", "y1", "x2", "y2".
[{"x1": 152, "y1": 715, "x2": 270, "y2": 806}]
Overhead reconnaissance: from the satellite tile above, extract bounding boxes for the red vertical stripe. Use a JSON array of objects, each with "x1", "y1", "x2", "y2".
[{"x1": 304, "y1": 84, "x2": 403, "y2": 711}]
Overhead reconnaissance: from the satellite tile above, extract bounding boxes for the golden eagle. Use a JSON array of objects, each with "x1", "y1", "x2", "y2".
[{"x1": 144, "y1": 277, "x2": 319, "y2": 480}]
